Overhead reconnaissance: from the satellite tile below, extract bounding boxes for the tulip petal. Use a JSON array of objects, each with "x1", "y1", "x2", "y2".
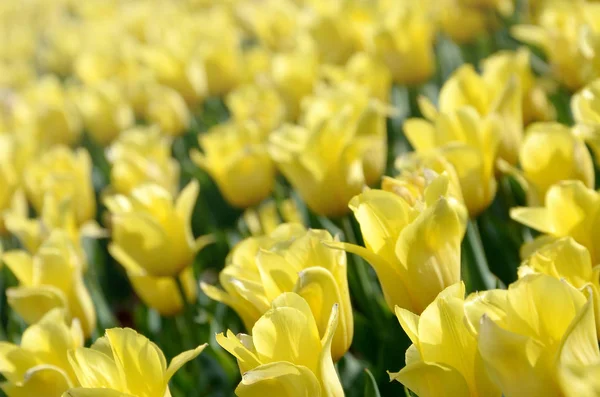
[
  {"x1": 510, "y1": 207, "x2": 553, "y2": 234},
  {"x1": 216, "y1": 330, "x2": 262, "y2": 374},
  {"x1": 317, "y1": 303, "x2": 344, "y2": 397},
  {"x1": 68, "y1": 347, "x2": 122, "y2": 389},
  {"x1": 404, "y1": 119, "x2": 438, "y2": 151},
  {"x1": 63, "y1": 388, "x2": 135, "y2": 397},
  {"x1": 175, "y1": 180, "x2": 199, "y2": 228},
  {"x1": 2, "y1": 364, "x2": 72, "y2": 397},
  {"x1": 389, "y1": 361, "x2": 470, "y2": 397},
  {"x1": 166, "y1": 343, "x2": 207, "y2": 382},
  {"x1": 395, "y1": 306, "x2": 420, "y2": 346},
  {"x1": 7, "y1": 286, "x2": 68, "y2": 325},
  {"x1": 2, "y1": 251, "x2": 34, "y2": 285},
  {"x1": 255, "y1": 250, "x2": 298, "y2": 302},
  {"x1": 558, "y1": 293, "x2": 600, "y2": 368},
  {"x1": 235, "y1": 362, "x2": 322, "y2": 397}
]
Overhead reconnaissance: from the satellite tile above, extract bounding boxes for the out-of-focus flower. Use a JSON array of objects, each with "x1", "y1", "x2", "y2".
[
  {"x1": 226, "y1": 83, "x2": 287, "y2": 132},
  {"x1": 512, "y1": 2, "x2": 596, "y2": 90},
  {"x1": 270, "y1": 83, "x2": 387, "y2": 217},
  {"x1": 242, "y1": 199, "x2": 303, "y2": 237},
  {"x1": 106, "y1": 125, "x2": 180, "y2": 196},
  {"x1": 322, "y1": 52, "x2": 392, "y2": 103},
  {"x1": 482, "y1": 48, "x2": 556, "y2": 124},
  {"x1": 24, "y1": 146, "x2": 96, "y2": 226},
  {"x1": 202, "y1": 224, "x2": 352, "y2": 361},
  {"x1": 572, "y1": 78, "x2": 600, "y2": 160},
  {"x1": 437, "y1": 64, "x2": 523, "y2": 165},
  {"x1": 145, "y1": 84, "x2": 191, "y2": 137},
  {"x1": 327, "y1": 169, "x2": 467, "y2": 314},
  {"x1": 511, "y1": 180, "x2": 600, "y2": 264},
  {"x1": 0, "y1": 309, "x2": 83, "y2": 397},
  {"x1": 67, "y1": 328, "x2": 206, "y2": 396},
  {"x1": 502, "y1": 123, "x2": 594, "y2": 205},
  {"x1": 72, "y1": 81, "x2": 135, "y2": 146},
  {"x1": 0, "y1": 158, "x2": 18, "y2": 235},
  {"x1": 518, "y1": 237, "x2": 600, "y2": 333},
  {"x1": 12, "y1": 76, "x2": 82, "y2": 148},
  {"x1": 217, "y1": 292, "x2": 344, "y2": 397},
  {"x1": 403, "y1": 105, "x2": 500, "y2": 216},
  {"x1": 3, "y1": 231, "x2": 96, "y2": 337},
  {"x1": 191, "y1": 121, "x2": 275, "y2": 208},
  {"x1": 392, "y1": 283, "x2": 501, "y2": 397},
  {"x1": 469, "y1": 274, "x2": 599, "y2": 397},
  {"x1": 368, "y1": 2, "x2": 435, "y2": 85},
  {"x1": 106, "y1": 181, "x2": 212, "y2": 278}
]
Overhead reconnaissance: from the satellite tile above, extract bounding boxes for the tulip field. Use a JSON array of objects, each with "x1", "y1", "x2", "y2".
[{"x1": 2, "y1": 0, "x2": 600, "y2": 396}]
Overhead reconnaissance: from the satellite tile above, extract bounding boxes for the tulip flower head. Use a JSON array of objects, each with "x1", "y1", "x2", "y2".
[
  {"x1": 202, "y1": 224, "x2": 352, "y2": 361},
  {"x1": 3, "y1": 231, "x2": 96, "y2": 337},
  {"x1": 0, "y1": 309, "x2": 83, "y2": 397},
  {"x1": 572, "y1": 79, "x2": 600, "y2": 161},
  {"x1": 217, "y1": 292, "x2": 344, "y2": 397},
  {"x1": 66, "y1": 327, "x2": 206, "y2": 396},
  {"x1": 327, "y1": 168, "x2": 467, "y2": 314}
]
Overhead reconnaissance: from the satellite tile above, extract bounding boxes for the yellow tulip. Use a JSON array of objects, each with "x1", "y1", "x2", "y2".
[
  {"x1": 217, "y1": 292, "x2": 344, "y2": 397},
  {"x1": 269, "y1": 83, "x2": 387, "y2": 217},
  {"x1": 11, "y1": 76, "x2": 81, "y2": 148},
  {"x1": 66, "y1": 327, "x2": 206, "y2": 396},
  {"x1": 226, "y1": 83, "x2": 287, "y2": 132},
  {"x1": 72, "y1": 81, "x2": 135, "y2": 146},
  {"x1": 368, "y1": 2, "x2": 435, "y2": 85},
  {"x1": 327, "y1": 169, "x2": 467, "y2": 314},
  {"x1": 510, "y1": 123, "x2": 594, "y2": 205},
  {"x1": 106, "y1": 181, "x2": 211, "y2": 278},
  {"x1": 437, "y1": 64, "x2": 523, "y2": 165},
  {"x1": 572, "y1": 79, "x2": 600, "y2": 161},
  {"x1": 0, "y1": 309, "x2": 83, "y2": 397},
  {"x1": 106, "y1": 125, "x2": 180, "y2": 196},
  {"x1": 24, "y1": 146, "x2": 96, "y2": 226},
  {"x1": 403, "y1": 105, "x2": 500, "y2": 216},
  {"x1": 482, "y1": 48, "x2": 556, "y2": 124},
  {"x1": 321, "y1": 52, "x2": 392, "y2": 103},
  {"x1": 191, "y1": 121, "x2": 275, "y2": 208},
  {"x1": 3, "y1": 231, "x2": 96, "y2": 337},
  {"x1": 511, "y1": 180, "x2": 600, "y2": 264},
  {"x1": 202, "y1": 224, "x2": 352, "y2": 361},
  {"x1": 242, "y1": 199, "x2": 303, "y2": 237},
  {"x1": 0, "y1": 157, "x2": 18, "y2": 234},
  {"x1": 304, "y1": 5, "x2": 359, "y2": 65},
  {"x1": 392, "y1": 283, "x2": 501, "y2": 397},
  {"x1": 471, "y1": 274, "x2": 598, "y2": 397},
  {"x1": 144, "y1": 84, "x2": 191, "y2": 138}
]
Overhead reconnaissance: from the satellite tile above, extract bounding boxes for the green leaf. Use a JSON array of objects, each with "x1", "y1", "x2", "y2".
[{"x1": 363, "y1": 368, "x2": 381, "y2": 397}]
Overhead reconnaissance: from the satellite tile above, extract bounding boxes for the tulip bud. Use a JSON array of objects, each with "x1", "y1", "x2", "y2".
[
  {"x1": 327, "y1": 169, "x2": 467, "y2": 314},
  {"x1": 217, "y1": 292, "x2": 344, "y2": 397},
  {"x1": 202, "y1": 224, "x2": 352, "y2": 361},
  {"x1": 67, "y1": 328, "x2": 206, "y2": 396},
  {"x1": 3, "y1": 232, "x2": 96, "y2": 337},
  {"x1": 24, "y1": 146, "x2": 96, "y2": 226},
  {"x1": 106, "y1": 125, "x2": 180, "y2": 196},
  {"x1": 191, "y1": 121, "x2": 275, "y2": 208},
  {"x1": 391, "y1": 283, "x2": 501, "y2": 397},
  {"x1": 517, "y1": 123, "x2": 594, "y2": 205},
  {"x1": 0, "y1": 309, "x2": 83, "y2": 397},
  {"x1": 145, "y1": 85, "x2": 191, "y2": 137},
  {"x1": 106, "y1": 181, "x2": 209, "y2": 278}
]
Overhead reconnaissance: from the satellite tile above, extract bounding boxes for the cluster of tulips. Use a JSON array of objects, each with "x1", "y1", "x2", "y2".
[{"x1": 1, "y1": 0, "x2": 600, "y2": 396}]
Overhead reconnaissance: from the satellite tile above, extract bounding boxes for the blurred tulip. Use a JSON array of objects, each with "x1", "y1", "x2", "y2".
[
  {"x1": 327, "y1": 169, "x2": 467, "y2": 314},
  {"x1": 0, "y1": 158, "x2": 18, "y2": 234},
  {"x1": 191, "y1": 121, "x2": 275, "y2": 208},
  {"x1": 226, "y1": 83, "x2": 287, "y2": 132},
  {"x1": 217, "y1": 292, "x2": 344, "y2": 397},
  {"x1": 3, "y1": 231, "x2": 96, "y2": 337},
  {"x1": 510, "y1": 123, "x2": 594, "y2": 205},
  {"x1": 242, "y1": 199, "x2": 303, "y2": 237},
  {"x1": 270, "y1": 83, "x2": 387, "y2": 217},
  {"x1": 12, "y1": 76, "x2": 82, "y2": 148},
  {"x1": 392, "y1": 283, "x2": 501, "y2": 397},
  {"x1": 482, "y1": 48, "x2": 556, "y2": 124},
  {"x1": 511, "y1": 180, "x2": 600, "y2": 264},
  {"x1": 572, "y1": 78, "x2": 600, "y2": 161},
  {"x1": 24, "y1": 146, "x2": 96, "y2": 226},
  {"x1": 404, "y1": 105, "x2": 500, "y2": 216},
  {"x1": 471, "y1": 274, "x2": 598, "y2": 397},
  {"x1": 106, "y1": 125, "x2": 180, "y2": 196},
  {"x1": 202, "y1": 224, "x2": 352, "y2": 360},
  {"x1": 145, "y1": 85, "x2": 191, "y2": 137},
  {"x1": 368, "y1": 2, "x2": 435, "y2": 85},
  {"x1": 72, "y1": 81, "x2": 135, "y2": 146},
  {"x1": 437, "y1": 64, "x2": 523, "y2": 165},
  {"x1": 67, "y1": 328, "x2": 206, "y2": 396},
  {"x1": 106, "y1": 181, "x2": 211, "y2": 278},
  {"x1": 0, "y1": 309, "x2": 83, "y2": 397}
]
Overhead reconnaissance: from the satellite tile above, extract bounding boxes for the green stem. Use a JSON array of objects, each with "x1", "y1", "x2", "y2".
[{"x1": 463, "y1": 219, "x2": 499, "y2": 292}]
